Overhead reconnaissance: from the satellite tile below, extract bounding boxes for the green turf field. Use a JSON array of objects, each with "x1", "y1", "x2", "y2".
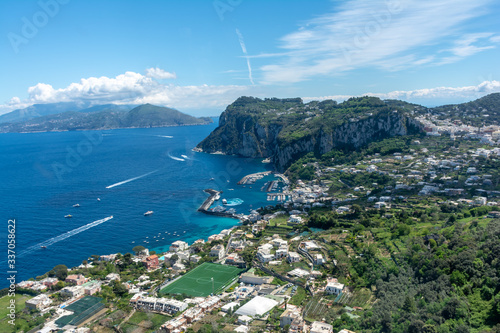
[{"x1": 160, "y1": 263, "x2": 244, "y2": 297}]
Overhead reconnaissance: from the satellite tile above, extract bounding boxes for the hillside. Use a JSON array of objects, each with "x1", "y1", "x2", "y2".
[
  {"x1": 429, "y1": 93, "x2": 500, "y2": 126},
  {"x1": 0, "y1": 104, "x2": 212, "y2": 133},
  {"x1": 196, "y1": 96, "x2": 423, "y2": 171}
]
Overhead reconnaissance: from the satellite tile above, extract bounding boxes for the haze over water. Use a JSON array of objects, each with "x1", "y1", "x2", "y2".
[{"x1": 0, "y1": 120, "x2": 274, "y2": 286}]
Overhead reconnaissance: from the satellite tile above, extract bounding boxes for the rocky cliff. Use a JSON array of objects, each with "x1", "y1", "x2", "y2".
[{"x1": 196, "y1": 96, "x2": 423, "y2": 171}]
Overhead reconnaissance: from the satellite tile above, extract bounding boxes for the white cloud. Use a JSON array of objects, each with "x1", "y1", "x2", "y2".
[
  {"x1": 145, "y1": 67, "x2": 177, "y2": 79},
  {"x1": 303, "y1": 80, "x2": 500, "y2": 105},
  {"x1": 260, "y1": 0, "x2": 496, "y2": 83},
  {"x1": 0, "y1": 69, "x2": 251, "y2": 115}
]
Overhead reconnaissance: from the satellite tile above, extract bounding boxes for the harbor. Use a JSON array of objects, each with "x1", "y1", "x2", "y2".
[
  {"x1": 198, "y1": 189, "x2": 239, "y2": 219},
  {"x1": 237, "y1": 171, "x2": 272, "y2": 185}
]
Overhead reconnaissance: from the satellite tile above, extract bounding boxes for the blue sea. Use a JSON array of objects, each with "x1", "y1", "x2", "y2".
[{"x1": 0, "y1": 121, "x2": 277, "y2": 287}]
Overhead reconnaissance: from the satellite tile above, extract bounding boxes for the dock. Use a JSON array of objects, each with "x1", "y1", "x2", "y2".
[
  {"x1": 198, "y1": 189, "x2": 221, "y2": 212},
  {"x1": 237, "y1": 171, "x2": 272, "y2": 185},
  {"x1": 198, "y1": 189, "x2": 239, "y2": 219}
]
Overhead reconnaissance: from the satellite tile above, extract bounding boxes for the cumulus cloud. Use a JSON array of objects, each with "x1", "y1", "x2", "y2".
[
  {"x1": 303, "y1": 80, "x2": 500, "y2": 105},
  {"x1": 260, "y1": 0, "x2": 497, "y2": 83},
  {"x1": 0, "y1": 69, "x2": 251, "y2": 115},
  {"x1": 145, "y1": 67, "x2": 177, "y2": 79}
]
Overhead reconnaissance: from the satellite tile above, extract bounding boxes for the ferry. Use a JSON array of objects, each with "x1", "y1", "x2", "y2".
[
  {"x1": 144, "y1": 211, "x2": 154, "y2": 216},
  {"x1": 73, "y1": 204, "x2": 80, "y2": 207},
  {"x1": 65, "y1": 214, "x2": 72, "y2": 218}
]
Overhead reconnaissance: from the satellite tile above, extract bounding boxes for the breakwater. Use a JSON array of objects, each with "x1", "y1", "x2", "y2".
[{"x1": 198, "y1": 189, "x2": 239, "y2": 219}]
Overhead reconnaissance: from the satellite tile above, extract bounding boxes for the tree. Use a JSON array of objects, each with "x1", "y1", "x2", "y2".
[{"x1": 132, "y1": 245, "x2": 146, "y2": 255}]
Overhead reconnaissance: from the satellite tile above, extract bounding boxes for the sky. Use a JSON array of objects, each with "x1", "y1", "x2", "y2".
[{"x1": 0, "y1": 0, "x2": 500, "y2": 116}]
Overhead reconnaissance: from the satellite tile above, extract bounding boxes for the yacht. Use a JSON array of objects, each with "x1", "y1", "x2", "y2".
[
  {"x1": 73, "y1": 204, "x2": 80, "y2": 207},
  {"x1": 64, "y1": 214, "x2": 72, "y2": 218},
  {"x1": 144, "y1": 211, "x2": 153, "y2": 216},
  {"x1": 222, "y1": 199, "x2": 228, "y2": 205}
]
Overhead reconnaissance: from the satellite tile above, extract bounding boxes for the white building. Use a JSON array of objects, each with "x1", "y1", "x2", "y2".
[
  {"x1": 310, "y1": 321, "x2": 334, "y2": 333},
  {"x1": 169, "y1": 240, "x2": 188, "y2": 252},
  {"x1": 325, "y1": 282, "x2": 344, "y2": 295},
  {"x1": 25, "y1": 294, "x2": 52, "y2": 310},
  {"x1": 210, "y1": 244, "x2": 225, "y2": 259},
  {"x1": 313, "y1": 254, "x2": 326, "y2": 265},
  {"x1": 287, "y1": 252, "x2": 301, "y2": 263}
]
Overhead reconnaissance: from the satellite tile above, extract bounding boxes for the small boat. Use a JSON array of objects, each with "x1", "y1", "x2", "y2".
[
  {"x1": 97, "y1": 198, "x2": 101, "y2": 201},
  {"x1": 65, "y1": 214, "x2": 72, "y2": 218},
  {"x1": 210, "y1": 178, "x2": 215, "y2": 181},
  {"x1": 144, "y1": 211, "x2": 153, "y2": 216},
  {"x1": 73, "y1": 204, "x2": 80, "y2": 207},
  {"x1": 132, "y1": 241, "x2": 135, "y2": 243},
  {"x1": 41, "y1": 246, "x2": 47, "y2": 249},
  {"x1": 222, "y1": 199, "x2": 228, "y2": 205}
]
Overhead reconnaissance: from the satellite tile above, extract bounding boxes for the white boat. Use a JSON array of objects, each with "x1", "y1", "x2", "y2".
[
  {"x1": 97, "y1": 198, "x2": 101, "y2": 201},
  {"x1": 73, "y1": 204, "x2": 80, "y2": 207},
  {"x1": 222, "y1": 199, "x2": 228, "y2": 205},
  {"x1": 65, "y1": 214, "x2": 72, "y2": 218},
  {"x1": 144, "y1": 211, "x2": 154, "y2": 216}
]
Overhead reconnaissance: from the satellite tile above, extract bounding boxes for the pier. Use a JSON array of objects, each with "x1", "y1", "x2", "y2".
[
  {"x1": 237, "y1": 171, "x2": 272, "y2": 185},
  {"x1": 198, "y1": 189, "x2": 239, "y2": 219}
]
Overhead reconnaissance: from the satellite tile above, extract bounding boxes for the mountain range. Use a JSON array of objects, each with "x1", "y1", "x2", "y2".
[{"x1": 0, "y1": 104, "x2": 212, "y2": 133}]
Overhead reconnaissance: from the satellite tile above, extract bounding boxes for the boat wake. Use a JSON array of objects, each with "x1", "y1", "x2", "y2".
[
  {"x1": 18, "y1": 216, "x2": 114, "y2": 257},
  {"x1": 157, "y1": 135, "x2": 173, "y2": 138},
  {"x1": 225, "y1": 198, "x2": 244, "y2": 206},
  {"x1": 106, "y1": 170, "x2": 158, "y2": 188},
  {"x1": 168, "y1": 153, "x2": 185, "y2": 161}
]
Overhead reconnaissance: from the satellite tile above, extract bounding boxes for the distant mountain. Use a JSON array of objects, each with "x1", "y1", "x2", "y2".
[
  {"x1": 0, "y1": 102, "x2": 136, "y2": 124},
  {"x1": 0, "y1": 104, "x2": 212, "y2": 133}
]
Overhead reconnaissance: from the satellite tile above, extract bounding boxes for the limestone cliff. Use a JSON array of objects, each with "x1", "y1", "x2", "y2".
[{"x1": 197, "y1": 96, "x2": 423, "y2": 171}]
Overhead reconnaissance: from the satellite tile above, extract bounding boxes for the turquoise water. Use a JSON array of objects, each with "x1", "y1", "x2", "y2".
[{"x1": 0, "y1": 121, "x2": 276, "y2": 285}]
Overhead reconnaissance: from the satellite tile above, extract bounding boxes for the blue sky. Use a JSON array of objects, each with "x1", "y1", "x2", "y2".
[{"x1": 1, "y1": 0, "x2": 500, "y2": 116}]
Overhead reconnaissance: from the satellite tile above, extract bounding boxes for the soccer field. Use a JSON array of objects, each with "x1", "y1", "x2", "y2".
[{"x1": 160, "y1": 263, "x2": 244, "y2": 297}]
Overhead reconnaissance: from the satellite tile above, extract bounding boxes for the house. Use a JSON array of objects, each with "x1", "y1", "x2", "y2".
[
  {"x1": 190, "y1": 255, "x2": 202, "y2": 263},
  {"x1": 40, "y1": 277, "x2": 59, "y2": 287},
  {"x1": 325, "y1": 281, "x2": 344, "y2": 295},
  {"x1": 313, "y1": 254, "x2": 326, "y2": 265},
  {"x1": 309, "y1": 321, "x2": 333, "y2": 333},
  {"x1": 275, "y1": 247, "x2": 288, "y2": 259},
  {"x1": 310, "y1": 321, "x2": 333, "y2": 333},
  {"x1": 60, "y1": 286, "x2": 83, "y2": 298},
  {"x1": 65, "y1": 274, "x2": 88, "y2": 286},
  {"x1": 488, "y1": 211, "x2": 500, "y2": 219},
  {"x1": 374, "y1": 202, "x2": 389, "y2": 209},
  {"x1": 25, "y1": 294, "x2": 52, "y2": 310},
  {"x1": 106, "y1": 273, "x2": 120, "y2": 282},
  {"x1": 226, "y1": 253, "x2": 246, "y2": 268},
  {"x1": 280, "y1": 305, "x2": 302, "y2": 328},
  {"x1": 288, "y1": 215, "x2": 303, "y2": 225},
  {"x1": 142, "y1": 254, "x2": 159, "y2": 270},
  {"x1": 83, "y1": 281, "x2": 101, "y2": 295},
  {"x1": 210, "y1": 244, "x2": 225, "y2": 259},
  {"x1": 474, "y1": 196, "x2": 487, "y2": 206},
  {"x1": 169, "y1": 240, "x2": 188, "y2": 252},
  {"x1": 161, "y1": 317, "x2": 187, "y2": 333},
  {"x1": 288, "y1": 252, "x2": 301, "y2": 263},
  {"x1": 238, "y1": 315, "x2": 253, "y2": 325},
  {"x1": 338, "y1": 330, "x2": 356, "y2": 333}
]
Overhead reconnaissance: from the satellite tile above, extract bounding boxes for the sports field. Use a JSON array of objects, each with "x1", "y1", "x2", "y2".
[{"x1": 160, "y1": 263, "x2": 244, "y2": 297}]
